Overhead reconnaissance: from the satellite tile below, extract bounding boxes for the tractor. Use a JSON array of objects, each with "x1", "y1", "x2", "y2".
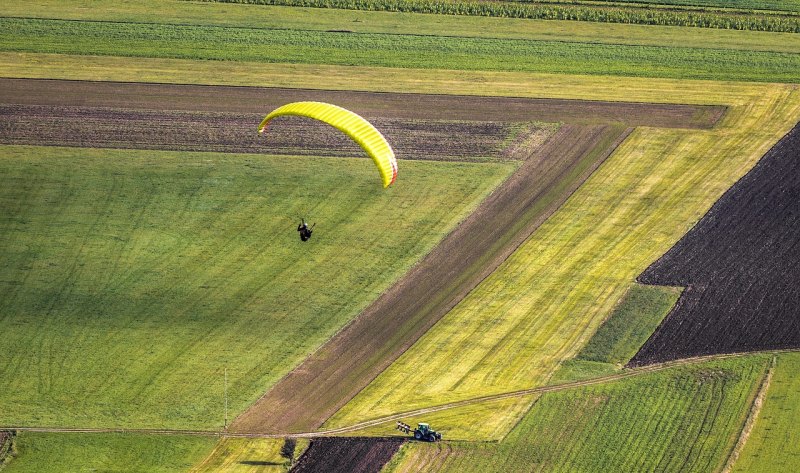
[{"x1": 396, "y1": 421, "x2": 442, "y2": 442}]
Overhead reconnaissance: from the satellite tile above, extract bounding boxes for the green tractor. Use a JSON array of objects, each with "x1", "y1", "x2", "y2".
[{"x1": 396, "y1": 421, "x2": 442, "y2": 442}]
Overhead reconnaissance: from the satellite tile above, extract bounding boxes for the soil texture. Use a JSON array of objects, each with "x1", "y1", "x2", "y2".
[
  {"x1": 630, "y1": 122, "x2": 800, "y2": 365},
  {"x1": 290, "y1": 437, "x2": 404, "y2": 473}
]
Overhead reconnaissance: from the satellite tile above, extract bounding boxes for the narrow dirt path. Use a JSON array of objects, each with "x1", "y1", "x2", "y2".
[{"x1": 720, "y1": 356, "x2": 776, "y2": 473}]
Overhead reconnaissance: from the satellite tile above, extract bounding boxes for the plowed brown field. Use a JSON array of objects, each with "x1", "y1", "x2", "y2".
[
  {"x1": 290, "y1": 438, "x2": 404, "y2": 473},
  {"x1": 630, "y1": 122, "x2": 800, "y2": 365},
  {"x1": 0, "y1": 79, "x2": 724, "y2": 129}
]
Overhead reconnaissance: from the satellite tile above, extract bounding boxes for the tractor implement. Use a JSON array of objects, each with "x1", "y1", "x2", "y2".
[{"x1": 396, "y1": 421, "x2": 442, "y2": 442}]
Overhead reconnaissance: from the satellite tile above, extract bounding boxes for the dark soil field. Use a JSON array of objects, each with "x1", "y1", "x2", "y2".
[
  {"x1": 290, "y1": 437, "x2": 404, "y2": 473},
  {"x1": 0, "y1": 79, "x2": 724, "y2": 129},
  {"x1": 0, "y1": 105, "x2": 543, "y2": 161},
  {"x1": 630, "y1": 122, "x2": 800, "y2": 365}
]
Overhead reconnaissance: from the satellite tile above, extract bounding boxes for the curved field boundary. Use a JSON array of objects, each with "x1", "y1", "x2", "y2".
[{"x1": 0, "y1": 79, "x2": 725, "y2": 130}]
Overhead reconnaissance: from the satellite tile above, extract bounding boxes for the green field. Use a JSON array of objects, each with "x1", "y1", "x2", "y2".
[
  {"x1": 548, "y1": 284, "x2": 680, "y2": 383},
  {"x1": 574, "y1": 0, "x2": 800, "y2": 12},
  {"x1": 324, "y1": 80, "x2": 800, "y2": 431},
  {"x1": 5, "y1": 0, "x2": 800, "y2": 53},
  {"x1": 1, "y1": 17, "x2": 799, "y2": 83},
  {"x1": 386, "y1": 355, "x2": 769, "y2": 472},
  {"x1": 577, "y1": 285, "x2": 681, "y2": 365},
  {"x1": 205, "y1": 0, "x2": 800, "y2": 32},
  {"x1": 732, "y1": 353, "x2": 800, "y2": 472},
  {"x1": 2, "y1": 432, "x2": 213, "y2": 473},
  {"x1": 0, "y1": 145, "x2": 514, "y2": 429}
]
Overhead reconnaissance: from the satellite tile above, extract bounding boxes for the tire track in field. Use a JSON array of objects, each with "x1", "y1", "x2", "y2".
[{"x1": 4, "y1": 349, "x2": 796, "y2": 439}]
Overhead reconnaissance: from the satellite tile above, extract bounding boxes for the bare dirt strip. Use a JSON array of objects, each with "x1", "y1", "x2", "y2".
[
  {"x1": 0, "y1": 78, "x2": 725, "y2": 435},
  {"x1": 0, "y1": 78, "x2": 724, "y2": 129},
  {"x1": 0, "y1": 105, "x2": 547, "y2": 161},
  {"x1": 290, "y1": 437, "x2": 404, "y2": 473},
  {"x1": 232, "y1": 124, "x2": 633, "y2": 433},
  {"x1": 630, "y1": 122, "x2": 800, "y2": 366}
]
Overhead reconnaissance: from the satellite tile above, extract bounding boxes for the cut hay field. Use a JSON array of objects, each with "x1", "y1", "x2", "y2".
[
  {"x1": 0, "y1": 145, "x2": 514, "y2": 429},
  {"x1": 190, "y1": 437, "x2": 307, "y2": 472},
  {"x1": 1, "y1": 17, "x2": 799, "y2": 83},
  {"x1": 385, "y1": 355, "x2": 770, "y2": 473},
  {"x1": 325, "y1": 81, "x2": 800, "y2": 431}
]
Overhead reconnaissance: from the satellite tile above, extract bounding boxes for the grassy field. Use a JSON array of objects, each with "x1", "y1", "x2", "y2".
[
  {"x1": 0, "y1": 145, "x2": 514, "y2": 429},
  {"x1": 2, "y1": 18, "x2": 799, "y2": 83},
  {"x1": 577, "y1": 284, "x2": 681, "y2": 365},
  {"x1": 190, "y1": 437, "x2": 309, "y2": 472},
  {"x1": 325, "y1": 80, "x2": 800, "y2": 430},
  {"x1": 4, "y1": 0, "x2": 800, "y2": 53},
  {"x1": 731, "y1": 352, "x2": 800, "y2": 472},
  {"x1": 205, "y1": 0, "x2": 800, "y2": 32},
  {"x1": 2, "y1": 432, "x2": 214, "y2": 473},
  {"x1": 548, "y1": 284, "x2": 681, "y2": 384},
  {"x1": 385, "y1": 355, "x2": 769, "y2": 472}
]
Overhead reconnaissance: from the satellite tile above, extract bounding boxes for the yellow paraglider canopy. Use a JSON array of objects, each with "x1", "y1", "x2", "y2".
[{"x1": 259, "y1": 101, "x2": 397, "y2": 188}]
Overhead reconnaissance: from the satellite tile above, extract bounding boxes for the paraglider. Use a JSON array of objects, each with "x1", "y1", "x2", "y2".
[
  {"x1": 258, "y1": 101, "x2": 397, "y2": 188},
  {"x1": 297, "y1": 219, "x2": 314, "y2": 242}
]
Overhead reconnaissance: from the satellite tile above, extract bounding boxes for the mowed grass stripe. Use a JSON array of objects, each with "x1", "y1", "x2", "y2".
[
  {"x1": 385, "y1": 355, "x2": 769, "y2": 473},
  {"x1": 5, "y1": 0, "x2": 800, "y2": 53},
  {"x1": 0, "y1": 145, "x2": 515, "y2": 429},
  {"x1": 325, "y1": 83, "x2": 800, "y2": 429},
  {"x1": 1, "y1": 18, "x2": 799, "y2": 83}
]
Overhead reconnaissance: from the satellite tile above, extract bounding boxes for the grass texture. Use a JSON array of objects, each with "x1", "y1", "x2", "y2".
[
  {"x1": 206, "y1": 0, "x2": 800, "y2": 32},
  {"x1": 1, "y1": 18, "x2": 799, "y2": 83},
  {"x1": 190, "y1": 437, "x2": 309, "y2": 472},
  {"x1": 4, "y1": 0, "x2": 800, "y2": 53},
  {"x1": 0, "y1": 146, "x2": 514, "y2": 429},
  {"x1": 731, "y1": 352, "x2": 800, "y2": 472},
  {"x1": 2, "y1": 432, "x2": 214, "y2": 473},
  {"x1": 385, "y1": 355, "x2": 769, "y2": 473},
  {"x1": 325, "y1": 80, "x2": 800, "y2": 430},
  {"x1": 577, "y1": 284, "x2": 681, "y2": 365}
]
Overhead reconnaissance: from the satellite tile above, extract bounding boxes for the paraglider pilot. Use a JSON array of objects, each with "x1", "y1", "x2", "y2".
[{"x1": 298, "y1": 219, "x2": 314, "y2": 242}]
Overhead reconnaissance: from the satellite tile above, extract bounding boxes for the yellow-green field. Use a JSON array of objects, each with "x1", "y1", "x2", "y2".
[
  {"x1": 190, "y1": 438, "x2": 309, "y2": 472},
  {"x1": 325, "y1": 80, "x2": 800, "y2": 430}
]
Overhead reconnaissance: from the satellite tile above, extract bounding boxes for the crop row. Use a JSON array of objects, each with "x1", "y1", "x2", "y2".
[
  {"x1": 560, "y1": 0, "x2": 800, "y2": 14},
  {"x1": 2, "y1": 18, "x2": 799, "y2": 83},
  {"x1": 0, "y1": 105, "x2": 543, "y2": 161},
  {"x1": 206, "y1": 0, "x2": 800, "y2": 32},
  {"x1": 387, "y1": 356, "x2": 768, "y2": 473}
]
